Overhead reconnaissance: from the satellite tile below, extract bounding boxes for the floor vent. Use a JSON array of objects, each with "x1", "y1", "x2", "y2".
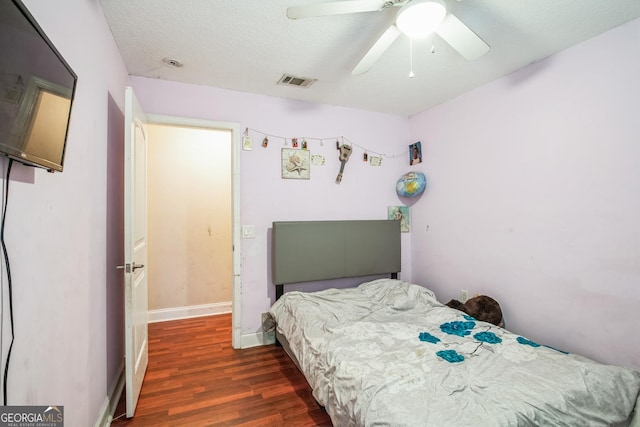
[{"x1": 277, "y1": 74, "x2": 317, "y2": 88}]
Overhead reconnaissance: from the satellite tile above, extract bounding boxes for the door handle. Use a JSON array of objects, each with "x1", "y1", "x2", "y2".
[{"x1": 116, "y1": 263, "x2": 145, "y2": 273}]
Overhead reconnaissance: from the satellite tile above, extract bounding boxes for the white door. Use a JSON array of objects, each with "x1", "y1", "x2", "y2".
[{"x1": 123, "y1": 86, "x2": 149, "y2": 417}]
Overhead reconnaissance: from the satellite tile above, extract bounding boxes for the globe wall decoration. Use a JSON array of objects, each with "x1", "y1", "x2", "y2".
[{"x1": 396, "y1": 172, "x2": 426, "y2": 198}]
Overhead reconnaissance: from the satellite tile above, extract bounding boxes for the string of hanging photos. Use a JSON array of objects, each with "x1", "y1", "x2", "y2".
[{"x1": 243, "y1": 127, "x2": 408, "y2": 165}]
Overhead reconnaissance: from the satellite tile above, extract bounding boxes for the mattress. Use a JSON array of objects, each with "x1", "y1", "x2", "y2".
[{"x1": 269, "y1": 279, "x2": 640, "y2": 426}]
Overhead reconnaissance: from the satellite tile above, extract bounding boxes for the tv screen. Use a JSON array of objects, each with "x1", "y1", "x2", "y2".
[{"x1": 0, "y1": 0, "x2": 77, "y2": 173}]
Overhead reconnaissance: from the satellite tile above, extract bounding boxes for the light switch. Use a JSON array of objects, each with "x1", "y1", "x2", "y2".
[{"x1": 242, "y1": 225, "x2": 255, "y2": 239}]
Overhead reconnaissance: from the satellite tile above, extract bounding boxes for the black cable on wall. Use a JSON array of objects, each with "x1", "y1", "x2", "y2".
[{"x1": 1, "y1": 159, "x2": 15, "y2": 405}]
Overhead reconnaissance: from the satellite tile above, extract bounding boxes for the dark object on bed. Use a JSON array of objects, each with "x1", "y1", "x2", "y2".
[
  {"x1": 446, "y1": 295, "x2": 504, "y2": 327},
  {"x1": 272, "y1": 220, "x2": 401, "y2": 299}
]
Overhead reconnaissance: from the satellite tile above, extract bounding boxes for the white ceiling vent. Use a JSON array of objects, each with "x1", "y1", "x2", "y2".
[{"x1": 277, "y1": 74, "x2": 317, "y2": 88}]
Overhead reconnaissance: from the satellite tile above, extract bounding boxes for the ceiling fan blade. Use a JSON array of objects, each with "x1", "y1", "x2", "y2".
[
  {"x1": 352, "y1": 25, "x2": 401, "y2": 75},
  {"x1": 287, "y1": 0, "x2": 387, "y2": 20},
  {"x1": 435, "y1": 14, "x2": 490, "y2": 61}
]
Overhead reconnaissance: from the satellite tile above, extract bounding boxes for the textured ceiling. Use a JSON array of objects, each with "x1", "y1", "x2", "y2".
[{"x1": 98, "y1": 0, "x2": 640, "y2": 116}]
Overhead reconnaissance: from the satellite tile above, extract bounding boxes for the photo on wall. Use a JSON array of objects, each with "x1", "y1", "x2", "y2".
[
  {"x1": 388, "y1": 206, "x2": 410, "y2": 232},
  {"x1": 409, "y1": 141, "x2": 422, "y2": 165}
]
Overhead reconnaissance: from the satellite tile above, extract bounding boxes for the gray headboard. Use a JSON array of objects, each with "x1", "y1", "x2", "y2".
[{"x1": 272, "y1": 220, "x2": 401, "y2": 298}]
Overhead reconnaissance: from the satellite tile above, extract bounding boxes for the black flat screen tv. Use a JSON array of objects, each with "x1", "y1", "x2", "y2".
[{"x1": 0, "y1": 0, "x2": 77, "y2": 173}]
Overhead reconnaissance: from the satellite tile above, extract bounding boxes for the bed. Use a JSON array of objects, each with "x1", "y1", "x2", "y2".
[{"x1": 268, "y1": 220, "x2": 640, "y2": 426}]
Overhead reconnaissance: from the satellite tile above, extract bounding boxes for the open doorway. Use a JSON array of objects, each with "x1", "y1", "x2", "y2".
[
  {"x1": 146, "y1": 114, "x2": 241, "y2": 348},
  {"x1": 146, "y1": 123, "x2": 232, "y2": 319},
  {"x1": 112, "y1": 89, "x2": 243, "y2": 421}
]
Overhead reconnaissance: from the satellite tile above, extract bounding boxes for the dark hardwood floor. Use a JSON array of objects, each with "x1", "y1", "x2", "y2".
[{"x1": 111, "y1": 314, "x2": 332, "y2": 426}]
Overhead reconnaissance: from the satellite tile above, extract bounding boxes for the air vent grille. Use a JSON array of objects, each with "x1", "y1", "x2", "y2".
[{"x1": 277, "y1": 74, "x2": 317, "y2": 88}]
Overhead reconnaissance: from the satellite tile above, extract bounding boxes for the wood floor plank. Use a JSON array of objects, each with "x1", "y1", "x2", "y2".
[{"x1": 112, "y1": 313, "x2": 332, "y2": 426}]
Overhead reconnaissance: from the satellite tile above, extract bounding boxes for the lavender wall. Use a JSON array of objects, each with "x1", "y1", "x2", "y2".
[
  {"x1": 1, "y1": 0, "x2": 129, "y2": 425},
  {"x1": 408, "y1": 18, "x2": 640, "y2": 370},
  {"x1": 0, "y1": 1, "x2": 634, "y2": 426},
  {"x1": 105, "y1": 93, "x2": 125, "y2": 400},
  {"x1": 130, "y1": 77, "x2": 413, "y2": 337}
]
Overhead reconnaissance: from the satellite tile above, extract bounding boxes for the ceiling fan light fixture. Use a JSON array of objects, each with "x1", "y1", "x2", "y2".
[{"x1": 396, "y1": 0, "x2": 447, "y2": 39}]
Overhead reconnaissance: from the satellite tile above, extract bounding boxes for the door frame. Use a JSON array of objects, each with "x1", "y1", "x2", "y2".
[{"x1": 146, "y1": 113, "x2": 242, "y2": 349}]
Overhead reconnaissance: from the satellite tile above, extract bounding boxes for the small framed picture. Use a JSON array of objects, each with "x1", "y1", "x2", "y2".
[
  {"x1": 409, "y1": 141, "x2": 422, "y2": 165},
  {"x1": 388, "y1": 206, "x2": 410, "y2": 232},
  {"x1": 311, "y1": 154, "x2": 325, "y2": 165},
  {"x1": 282, "y1": 148, "x2": 310, "y2": 179}
]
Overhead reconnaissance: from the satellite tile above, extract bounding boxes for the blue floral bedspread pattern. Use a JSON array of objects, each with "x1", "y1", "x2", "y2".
[
  {"x1": 269, "y1": 279, "x2": 640, "y2": 427},
  {"x1": 424, "y1": 320, "x2": 537, "y2": 363}
]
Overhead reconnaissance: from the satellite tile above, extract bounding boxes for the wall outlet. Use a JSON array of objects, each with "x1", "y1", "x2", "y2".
[{"x1": 460, "y1": 289, "x2": 468, "y2": 302}]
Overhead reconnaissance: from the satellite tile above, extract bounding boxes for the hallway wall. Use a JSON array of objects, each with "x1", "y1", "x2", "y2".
[{"x1": 147, "y1": 124, "x2": 233, "y2": 312}]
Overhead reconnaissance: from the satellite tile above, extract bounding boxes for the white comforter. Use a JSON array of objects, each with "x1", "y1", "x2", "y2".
[{"x1": 269, "y1": 279, "x2": 640, "y2": 427}]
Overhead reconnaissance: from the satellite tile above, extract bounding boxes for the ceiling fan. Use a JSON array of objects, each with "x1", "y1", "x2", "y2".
[{"x1": 287, "y1": 0, "x2": 490, "y2": 75}]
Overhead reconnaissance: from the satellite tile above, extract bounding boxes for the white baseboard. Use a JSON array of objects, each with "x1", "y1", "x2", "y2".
[
  {"x1": 94, "y1": 360, "x2": 125, "y2": 427},
  {"x1": 95, "y1": 397, "x2": 110, "y2": 427},
  {"x1": 148, "y1": 302, "x2": 232, "y2": 323}
]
